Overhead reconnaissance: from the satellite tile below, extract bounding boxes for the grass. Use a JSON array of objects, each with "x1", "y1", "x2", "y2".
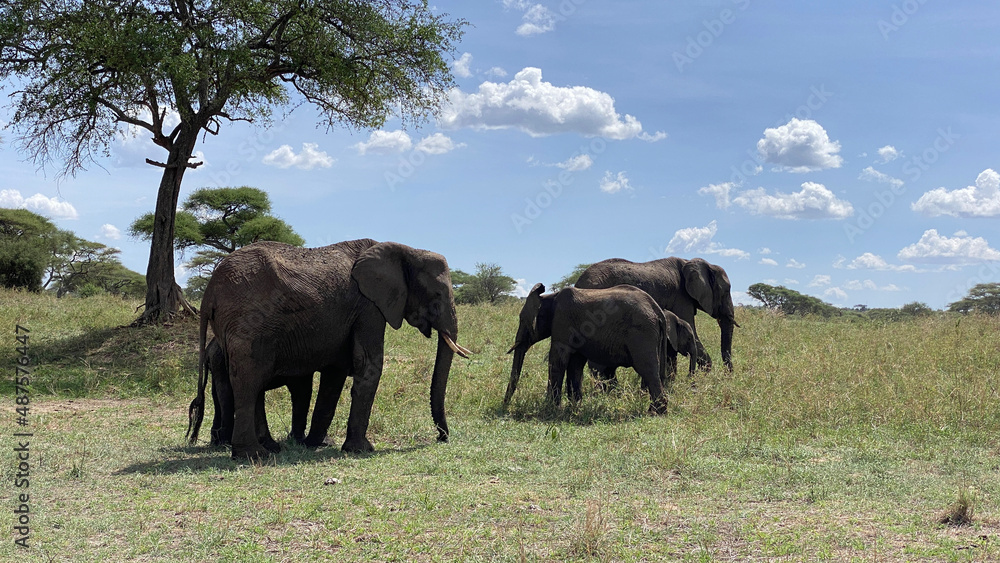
[{"x1": 2, "y1": 288, "x2": 1000, "y2": 561}]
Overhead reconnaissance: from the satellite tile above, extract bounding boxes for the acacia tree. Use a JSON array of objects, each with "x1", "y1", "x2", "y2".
[
  {"x1": 0, "y1": 0, "x2": 464, "y2": 323},
  {"x1": 130, "y1": 186, "x2": 304, "y2": 298}
]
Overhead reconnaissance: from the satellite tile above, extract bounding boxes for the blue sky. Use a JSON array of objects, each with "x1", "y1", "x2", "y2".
[{"x1": 2, "y1": 1, "x2": 1000, "y2": 309}]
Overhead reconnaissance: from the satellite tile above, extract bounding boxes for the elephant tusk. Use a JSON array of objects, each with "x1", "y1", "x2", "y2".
[{"x1": 443, "y1": 333, "x2": 471, "y2": 359}]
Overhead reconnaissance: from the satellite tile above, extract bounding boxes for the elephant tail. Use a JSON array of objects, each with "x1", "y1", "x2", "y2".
[{"x1": 187, "y1": 307, "x2": 211, "y2": 444}]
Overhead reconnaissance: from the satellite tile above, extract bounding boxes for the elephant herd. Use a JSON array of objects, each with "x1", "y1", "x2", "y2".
[{"x1": 185, "y1": 239, "x2": 736, "y2": 460}]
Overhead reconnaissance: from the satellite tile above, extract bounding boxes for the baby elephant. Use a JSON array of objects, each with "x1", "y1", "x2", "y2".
[
  {"x1": 590, "y1": 308, "x2": 698, "y2": 390},
  {"x1": 187, "y1": 338, "x2": 313, "y2": 450},
  {"x1": 503, "y1": 283, "x2": 682, "y2": 413}
]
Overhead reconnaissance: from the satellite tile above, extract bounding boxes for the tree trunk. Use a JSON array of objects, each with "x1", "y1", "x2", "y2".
[{"x1": 135, "y1": 129, "x2": 199, "y2": 325}]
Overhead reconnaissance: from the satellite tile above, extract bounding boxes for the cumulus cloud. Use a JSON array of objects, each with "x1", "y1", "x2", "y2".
[
  {"x1": 262, "y1": 143, "x2": 335, "y2": 169},
  {"x1": 665, "y1": 220, "x2": 749, "y2": 260},
  {"x1": 0, "y1": 189, "x2": 78, "y2": 219},
  {"x1": 759, "y1": 258, "x2": 778, "y2": 266},
  {"x1": 911, "y1": 169, "x2": 1000, "y2": 217},
  {"x1": 835, "y1": 252, "x2": 917, "y2": 272},
  {"x1": 897, "y1": 229, "x2": 1000, "y2": 264},
  {"x1": 486, "y1": 67, "x2": 508, "y2": 78},
  {"x1": 842, "y1": 279, "x2": 900, "y2": 291},
  {"x1": 697, "y1": 181, "x2": 735, "y2": 210},
  {"x1": 824, "y1": 287, "x2": 848, "y2": 301},
  {"x1": 877, "y1": 145, "x2": 901, "y2": 163},
  {"x1": 452, "y1": 52, "x2": 473, "y2": 78},
  {"x1": 808, "y1": 275, "x2": 831, "y2": 287},
  {"x1": 517, "y1": 4, "x2": 557, "y2": 36},
  {"x1": 786, "y1": 259, "x2": 806, "y2": 269},
  {"x1": 730, "y1": 182, "x2": 854, "y2": 220},
  {"x1": 756, "y1": 118, "x2": 843, "y2": 173},
  {"x1": 414, "y1": 133, "x2": 466, "y2": 155},
  {"x1": 859, "y1": 166, "x2": 904, "y2": 189},
  {"x1": 353, "y1": 130, "x2": 413, "y2": 155},
  {"x1": 759, "y1": 247, "x2": 772, "y2": 255},
  {"x1": 439, "y1": 67, "x2": 665, "y2": 140},
  {"x1": 557, "y1": 154, "x2": 593, "y2": 172},
  {"x1": 599, "y1": 171, "x2": 633, "y2": 194},
  {"x1": 99, "y1": 224, "x2": 122, "y2": 240}
]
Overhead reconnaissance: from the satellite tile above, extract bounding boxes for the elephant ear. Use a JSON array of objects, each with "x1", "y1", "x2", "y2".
[
  {"x1": 509, "y1": 283, "x2": 546, "y2": 352},
  {"x1": 682, "y1": 258, "x2": 716, "y2": 315},
  {"x1": 662, "y1": 312, "x2": 680, "y2": 351},
  {"x1": 352, "y1": 242, "x2": 407, "y2": 330}
]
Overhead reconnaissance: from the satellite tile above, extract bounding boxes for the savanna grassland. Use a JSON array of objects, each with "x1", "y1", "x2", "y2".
[{"x1": 2, "y1": 288, "x2": 1000, "y2": 562}]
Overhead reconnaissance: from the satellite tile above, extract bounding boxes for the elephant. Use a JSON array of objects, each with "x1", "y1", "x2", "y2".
[
  {"x1": 503, "y1": 283, "x2": 681, "y2": 414},
  {"x1": 192, "y1": 238, "x2": 472, "y2": 459},
  {"x1": 590, "y1": 309, "x2": 698, "y2": 390},
  {"x1": 575, "y1": 257, "x2": 738, "y2": 375},
  {"x1": 186, "y1": 337, "x2": 313, "y2": 447}
]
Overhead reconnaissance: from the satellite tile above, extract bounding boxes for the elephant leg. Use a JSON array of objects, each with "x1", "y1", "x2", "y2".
[
  {"x1": 304, "y1": 367, "x2": 349, "y2": 448},
  {"x1": 634, "y1": 354, "x2": 668, "y2": 415},
  {"x1": 546, "y1": 344, "x2": 569, "y2": 406},
  {"x1": 342, "y1": 328, "x2": 385, "y2": 453},
  {"x1": 287, "y1": 374, "x2": 314, "y2": 444},
  {"x1": 589, "y1": 361, "x2": 618, "y2": 392},
  {"x1": 566, "y1": 353, "x2": 587, "y2": 403},
  {"x1": 664, "y1": 347, "x2": 678, "y2": 387},
  {"x1": 693, "y1": 334, "x2": 712, "y2": 372},
  {"x1": 230, "y1": 362, "x2": 271, "y2": 460},
  {"x1": 255, "y1": 388, "x2": 281, "y2": 454}
]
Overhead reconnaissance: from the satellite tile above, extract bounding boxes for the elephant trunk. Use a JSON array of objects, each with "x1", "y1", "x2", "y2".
[
  {"x1": 719, "y1": 316, "x2": 735, "y2": 372},
  {"x1": 431, "y1": 332, "x2": 455, "y2": 442},
  {"x1": 503, "y1": 344, "x2": 529, "y2": 406}
]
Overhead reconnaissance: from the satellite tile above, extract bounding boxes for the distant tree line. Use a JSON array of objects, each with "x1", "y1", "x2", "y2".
[{"x1": 0, "y1": 209, "x2": 144, "y2": 297}]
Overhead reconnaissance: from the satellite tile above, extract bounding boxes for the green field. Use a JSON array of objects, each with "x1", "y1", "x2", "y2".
[{"x1": 2, "y1": 289, "x2": 1000, "y2": 561}]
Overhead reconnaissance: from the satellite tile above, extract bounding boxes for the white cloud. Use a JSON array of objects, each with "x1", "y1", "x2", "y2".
[
  {"x1": 911, "y1": 169, "x2": 1000, "y2": 217},
  {"x1": 859, "y1": 166, "x2": 904, "y2": 189},
  {"x1": 262, "y1": 143, "x2": 335, "y2": 169},
  {"x1": 517, "y1": 4, "x2": 556, "y2": 36},
  {"x1": 486, "y1": 67, "x2": 508, "y2": 78},
  {"x1": 808, "y1": 275, "x2": 831, "y2": 287},
  {"x1": 897, "y1": 229, "x2": 1000, "y2": 264},
  {"x1": 0, "y1": 189, "x2": 78, "y2": 219},
  {"x1": 99, "y1": 224, "x2": 122, "y2": 240},
  {"x1": 439, "y1": 67, "x2": 665, "y2": 140},
  {"x1": 453, "y1": 52, "x2": 473, "y2": 78},
  {"x1": 599, "y1": 171, "x2": 633, "y2": 194},
  {"x1": 824, "y1": 287, "x2": 848, "y2": 301},
  {"x1": 353, "y1": 130, "x2": 413, "y2": 155},
  {"x1": 835, "y1": 252, "x2": 917, "y2": 272},
  {"x1": 759, "y1": 247, "x2": 772, "y2": 255},
  {"x1": 414, "y1": 133, "x2": 466, "y2": 155},
  {"x1": 557, "y1": 154, "x2": 593, "y2": 172},
  {"x1": 784, "y1": 278, "x2": 800, "y2": 286},
  {"x1": 731, "y1": 181, "x2": 854, "y2": 220},
  {"x1": 665, "y1": 220, "x2": 750, "y2": 260},
  {"x1": 697, "y1": 181, "x2": 735, "y2": 209},
  {"x1": 756, "y1": 118, "x2": 843, "y2": 172},
  {"x1": 786, "y1": 259, "x2": 806, "y2": 269},
  {"x1": 844, "y1": 279, "x2": 877, "y2": 291},
  {"x1": 876, "y1": 145, "x2": 901, "y2": 163},
  {"x1": 759, "y1": 258, "x2": 778, "y2": 266}
]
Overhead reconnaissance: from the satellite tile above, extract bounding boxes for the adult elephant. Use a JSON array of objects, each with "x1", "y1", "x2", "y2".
[
  {"x1": 194, "y1": 238, "x2": 471, "y2": 459},
  {"x1": 187, "y1": 337, "x2": 313, "y2": 447},
  {"x1": 575, "y1": 257, "x2": 737, "y2": 372}
]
